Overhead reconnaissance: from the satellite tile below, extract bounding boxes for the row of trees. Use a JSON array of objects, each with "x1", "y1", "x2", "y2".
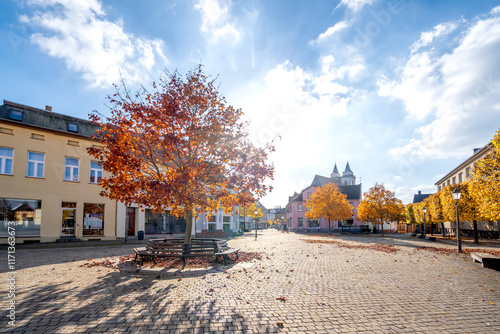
[
  {"x1": 307, "y1": 130, "x2": 500, "y2": 237},
  {"x1": 406, "y1": 129, "x2": 500, "y2": 240}
]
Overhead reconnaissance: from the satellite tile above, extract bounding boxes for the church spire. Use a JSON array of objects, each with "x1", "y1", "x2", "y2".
[
  {"x1": 330, "y1": 162, "x2": 340, "y2": 178},
  {"x1": 345, "y1": 161, "x2": 352, "y2": 173},
  {"x1": 333, "y1": 163, "x2": 339, "y2": 174}
]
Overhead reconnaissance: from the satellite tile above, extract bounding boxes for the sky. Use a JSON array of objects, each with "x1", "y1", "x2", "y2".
[{"x1": 1, "y1": 0, "x2": 500, "y2": 208}]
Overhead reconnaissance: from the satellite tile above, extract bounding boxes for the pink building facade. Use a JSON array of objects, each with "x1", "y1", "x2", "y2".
[{"x1": 286, "y1": 163, "x2": 363, "y2": 232}]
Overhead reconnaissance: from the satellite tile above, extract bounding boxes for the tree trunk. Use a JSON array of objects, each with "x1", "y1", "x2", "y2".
[
  {"x1": 184, "y1": 209, "x2": 193, "y2": 244},
  {"x1": 380, "y1": 220, "x2": 384, "y2": 236},
  {"x1": 441, "y1": 222, "x2": 445, "y2": 238},
  {"x1": 473, "y1": 220, "x2": 479, "y2": 244},
  {"x1": 430, "y1": 223, "x2": 434, "y2": 235},
  {"x1": 328, "y1": 219, "x2": 331, "y2": 235}
]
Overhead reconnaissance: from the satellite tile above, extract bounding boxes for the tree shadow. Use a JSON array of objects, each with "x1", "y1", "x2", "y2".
[{"x1": 6, "y1": 267, "x2": 275, "y2": 333}]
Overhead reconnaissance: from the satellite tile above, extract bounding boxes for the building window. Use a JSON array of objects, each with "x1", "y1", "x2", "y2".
[
  {"x1": 208, "y1": 215, "x2": 216, "y2": 231},
  {"x1": 307, "y1": 219, "x2": 319, "y2": 228},
  {"x1": 0, "y1": 148, "x2": 13, "y2": 175},
  {"x1": 9, "y1": 110, "x2": 23, "y2": 121},
  {"x1": 64, "y1": 157, "x2": 79, "y2": 182},
  {"x1": 0, "y1": 198, "x2": 42, "y2": 237},
  {"x1": 447, "y1": 180, "x2": 450, "y2": 186},
  {"x1": 27, "y1": 152, "x2": 44, "y2": 178},
  {"x1": 298, "y1": 217, "x2": 303, "y2": 228},
  {"x1": 90, "y1": 161, "x2": 103, "y2": 183},
  {"x1": 458, "y1": 172, "x2": 463, "y2": 183},
  {"x1": 465, "y1": 167, "x2": 471, "y2": 178},
  {"x1": 83, "y1": 203, "x2": 104, "y2": 236},
  {"x1": 307, "y1": 192, "x2": 311, "y2": 198},
  {"x1": 452, "y1": 177, "x2": 456, "y2": 185},
  {"x1": 67, "y1": 122, "x2": 79, "y2": 133},
  {"x1": 298, "y1": 204, "x2": 303, "y2": 212}
]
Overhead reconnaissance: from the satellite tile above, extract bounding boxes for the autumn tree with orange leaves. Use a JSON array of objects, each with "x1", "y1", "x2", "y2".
[
  {"x1": 305, "y1": 183, "x2": 353, "y2": 234},
  {"x1": 88, "y1": 65, "x2": 274, "y2": 243},
  {"x1": 357, "y1": 183, "x2": 404, "y2": 236}
]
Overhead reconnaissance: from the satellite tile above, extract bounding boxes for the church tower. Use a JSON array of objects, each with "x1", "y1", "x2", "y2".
[
  {"x1": 341, "y1": 162, "x2": 356, "y2": 185},
  {"x1": 330, "y1": 162, "x2": 341, "y2": 179}
]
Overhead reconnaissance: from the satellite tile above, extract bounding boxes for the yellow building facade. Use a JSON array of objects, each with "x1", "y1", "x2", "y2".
[{"x1": 0, "y1": 100, "x2": 117, "y2": 244}]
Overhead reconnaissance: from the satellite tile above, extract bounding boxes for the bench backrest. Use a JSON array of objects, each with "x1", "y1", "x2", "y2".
[{"x1": 146, "y1": 238, "x2": 224, "y2": 254}]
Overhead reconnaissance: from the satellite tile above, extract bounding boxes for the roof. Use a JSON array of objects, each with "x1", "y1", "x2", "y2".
[
  {"x1": 311, "y1": 175, "x2": 340, "y2": 187},
  {"x1": 345, "y1": 161, "x2": 352, "y2": 173},
  {"x1": 0, "y1": 100, "x2": 100, "y2": 138},
  {"x1": 434, "y1": 143, "x2": 492, "y2": 186},
  {"x1": 288, "y1": 179, "x2": 362, "y2": 204},
  {"x1": 412, "y1": 190, "x2": 432, "y2": 204},
  {"x1": 339, "y1": 184, "x2": 362, "y2": 200}
]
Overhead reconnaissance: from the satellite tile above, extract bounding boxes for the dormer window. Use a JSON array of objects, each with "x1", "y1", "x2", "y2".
[
  {"x1": 9, "y1": 110, "x2": 23, "y2": 121},
  {"x1": 67, "y1": 122, "x2": 79, "y2": 133}
]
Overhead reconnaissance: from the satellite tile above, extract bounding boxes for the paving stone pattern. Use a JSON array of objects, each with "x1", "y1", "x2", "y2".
[{"x1": 1, "y1": 230, "x2": 500, "y2": 333}]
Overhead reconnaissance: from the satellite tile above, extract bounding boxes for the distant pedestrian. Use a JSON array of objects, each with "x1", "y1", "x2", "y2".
[{"x1": 283, "y1": 224, "x2": 288, "y2": 233}]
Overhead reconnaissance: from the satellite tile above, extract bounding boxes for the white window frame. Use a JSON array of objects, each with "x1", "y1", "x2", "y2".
[
  {"x1": 298, "y1": 204, "x2": 303, "y2": 212},
  {"x1": 89, "y1": 161, "x2": 103, "y2": 184},
  {"x1": 64, "y1": 157, "x2": 79, "y2": 182},
  {"x1": 0, "y1": 147, "x2": 13, "y2": 175},
  {"x1": 27, "y1": 152, "x2": 44, "y2": 178}
]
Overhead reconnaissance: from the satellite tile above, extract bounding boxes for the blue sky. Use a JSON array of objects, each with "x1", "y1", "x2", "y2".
[{"x1": 1, "y1": 0, "x2": 500, "y2": 208}]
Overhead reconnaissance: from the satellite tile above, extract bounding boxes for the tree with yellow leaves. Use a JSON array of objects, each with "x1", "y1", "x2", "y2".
[
  {"x1": 357, "y1": 183, "x2": 404, "y2": 236},
  {"x1": 469, "y1": 129, "x2": 500, "y2": 221},
  {"x1": 440, "y1": 183, "x2": 482, "y2": 243},
  {"x1": 305, "y1": 183, "x2": 353, "y2": 234},
  {"x1": 425, "y1": 193, "x2": 443, "y2": 235},
  {"x1": 240, "y1": 201, "x2": 262, "y2": 230}
]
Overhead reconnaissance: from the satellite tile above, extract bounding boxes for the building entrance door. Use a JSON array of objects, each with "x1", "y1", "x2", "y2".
[
  {"x1": 127, "y1": 207, "x2": 136, "y2": 236},
  {"x1": 61, "y1": 203, "x2": 77, "y2": 236}
]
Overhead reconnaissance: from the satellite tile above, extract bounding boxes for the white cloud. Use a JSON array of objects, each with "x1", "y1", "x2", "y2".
[
  {"x1": 387, "y1": 184, "x2": 436, "y2": 205},
  {"x1": 194, "y1": 0, "x2": 241, "y2": 43},
  {"x1": 410, "y1": 21, "x2": 461, "y2": 53},
  {"x1": 311, "y1": 20, "x2": 350, "y2": 44},
  {"x1": 234, "y1": 59, "x2": 362, "y2": 207},
  {"x1": 336, "y1": 0, "x2": 374, "y2": 13},
  {"x1": 380, "y1": 11, "x2": 500, "y2": 161},
  {"x1": 22, "y1": 0, "x2": 166, "y2": 88}
]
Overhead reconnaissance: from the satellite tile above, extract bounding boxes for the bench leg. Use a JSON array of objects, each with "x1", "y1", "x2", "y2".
[
  {"x1": 223, "y1": 255, "x2": 228, "y2": 266},
  {"x1": 181, "y1": 257, "x2": 186, "y2": 270}
]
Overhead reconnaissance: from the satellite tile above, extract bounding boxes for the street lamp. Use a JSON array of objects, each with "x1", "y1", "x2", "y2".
[
  {"x1": 452, "y1": 188, "x2": 462, "y2": 253},
  {"x1": 254, "y1": 209, "x2": 258, "y2": 241},
  {"x1": 422, "y1": 207, "x2": 427, "y2": 239}
]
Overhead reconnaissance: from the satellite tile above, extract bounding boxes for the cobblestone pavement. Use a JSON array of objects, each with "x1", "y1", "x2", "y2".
[{"x1": 2, "y1": 230, "x2": 500, "y2": 333}]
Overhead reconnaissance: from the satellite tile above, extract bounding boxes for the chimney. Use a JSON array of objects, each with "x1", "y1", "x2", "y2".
[
  {"x1": 45, "y1": 105, "x2": 52, "y2": 112},
  {"x1": 418, "y1": 190, "x2": 422, "y2": 195}
]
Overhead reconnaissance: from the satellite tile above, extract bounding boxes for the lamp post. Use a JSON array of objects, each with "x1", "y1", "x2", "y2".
[
  {"x1": 452, "y1": 188, "x2": 462, "y2": 253},
  {"x1": 254, "y1": 209, "x2": 258, "y2": 241},
  {"x1": 422, "y1": 207, "x2": 427, "y2": 239}
]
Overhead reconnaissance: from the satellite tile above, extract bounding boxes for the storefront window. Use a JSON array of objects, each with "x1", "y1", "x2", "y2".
[
  {"x1": 0, "y1": 198, "x2": 42, "y2": 237},
  {"x1": 307, "y1": 219, "x2": 319, "y2": 228},
  {"x1": 83, "y1": 203, "x2": 104, "y2": 235}
]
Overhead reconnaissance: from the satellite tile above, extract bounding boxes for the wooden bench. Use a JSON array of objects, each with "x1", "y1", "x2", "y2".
[
  {"x1": 426, "y1": 236, "x2": 436, "y2": 241},
  {"x1": 134, "y1": 238, "x2": 239, "y2": 269},
  {"x1": 471, "y1": 252, "x2": 500, "y2": 269}
]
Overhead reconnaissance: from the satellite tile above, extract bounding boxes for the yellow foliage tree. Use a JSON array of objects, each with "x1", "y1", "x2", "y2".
[
  {"x1": 404, "y1": 203, "x2": 417, "y2": 225},
  {"x1": 240, "y1": 201, "x2": 262, "y2": 229},
  {"x1": 469, "y1": 129, "x2": 500, "y2": 221},
  {"x1": 305, "y1": 183, "x2": 353, "y2": 234},
  {"x1": 425, "y1": 193, "x2": 443, "y2": 235},
  {"x1": 357, "y1": 183, "x2": 404, "y2": 236}
]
